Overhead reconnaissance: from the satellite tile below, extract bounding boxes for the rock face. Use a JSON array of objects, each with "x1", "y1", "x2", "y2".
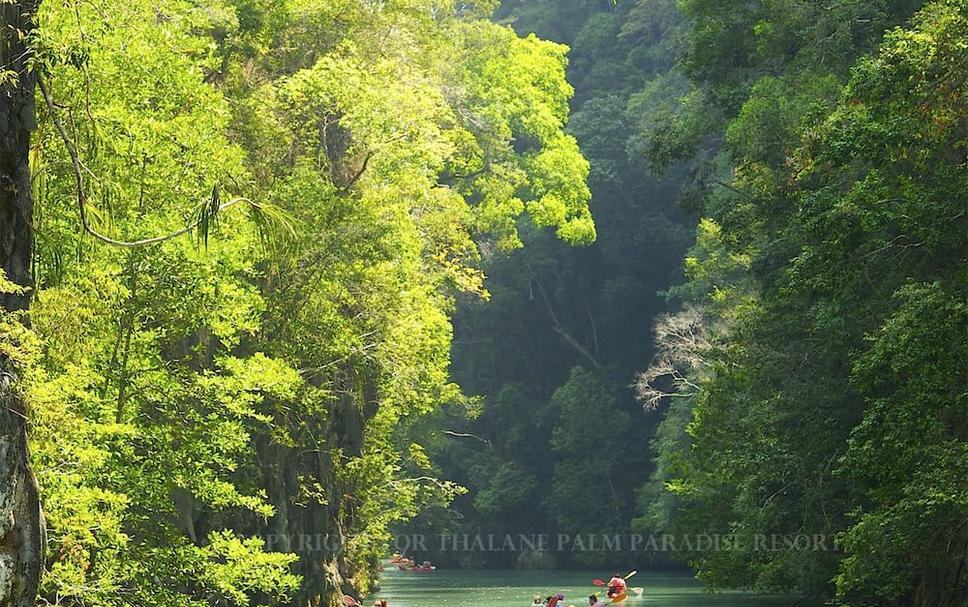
[
  {"x1": 256, "y1": 364, "x2": 378, "y2": 607},
  {"x1": 0, "y1": 2, "x2": 45, "y2": 606}
]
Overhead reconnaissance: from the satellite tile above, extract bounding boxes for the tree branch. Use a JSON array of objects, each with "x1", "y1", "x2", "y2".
[
  {"x1": 337, "y1": 151, "x2": 373, "y2": 194},
  {"x1": 534, "y1": 279, "x2": 603, "y2": 370},
  {"x1": 38, "y1": 73, "x2": 258, "y2": 248},
  {"x1": 441, "y1": 430, "x2": 492, "y2": 447}
]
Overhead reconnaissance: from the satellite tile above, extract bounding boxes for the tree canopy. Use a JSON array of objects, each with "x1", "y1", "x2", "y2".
[
  {"x1": 0, "y1": 1, "x2": 964, "y2": 607},
  {"x1": 2, "y1": 0, "x2": 593, "y2": 605}
]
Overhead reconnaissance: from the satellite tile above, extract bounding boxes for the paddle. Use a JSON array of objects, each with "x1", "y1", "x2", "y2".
[{"x1": 341, "y1": 595, "x2": 360, "y2": 606}]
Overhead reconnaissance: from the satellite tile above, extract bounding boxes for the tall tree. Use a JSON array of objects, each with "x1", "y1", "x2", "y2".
[{"x1": 0, "y1": 1, "x2": 44, "y2": 605}]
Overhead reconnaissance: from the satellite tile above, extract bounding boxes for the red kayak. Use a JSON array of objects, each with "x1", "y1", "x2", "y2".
[{"x1": 408, "y1": 565, "x2": 435, "y2": 573}]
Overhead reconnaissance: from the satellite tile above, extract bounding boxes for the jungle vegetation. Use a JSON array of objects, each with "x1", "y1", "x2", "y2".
[
  {"x1": 1, "y1": 1, "x2": 591, "y2": 605},
  {"x1": 417, "y1": 2, "x2": 967, "y2": 607},
  {"x1": 0, "y1": 1, "x2": 964, "y2": 607}
]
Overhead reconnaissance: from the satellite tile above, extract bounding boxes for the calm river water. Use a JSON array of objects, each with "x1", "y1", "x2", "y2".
[{"x1": 370, "y1": 568, "x2": 799, "y2": 607}]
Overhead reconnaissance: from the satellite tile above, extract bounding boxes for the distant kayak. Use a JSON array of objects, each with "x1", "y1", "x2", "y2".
[{"x1": 393, "y1": 562, "x2": 436, "y2": 573}]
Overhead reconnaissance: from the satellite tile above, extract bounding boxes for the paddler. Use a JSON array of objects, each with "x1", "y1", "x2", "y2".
[
  {"x1": 588, "y1": 594, "x2": 606, "y2": 607},
  {"x1": 545, "y1": 592, "x2": 565, "y2": 607},
  {"x1": 605, "y1": 574, "x2": 627, "y2": 603}
]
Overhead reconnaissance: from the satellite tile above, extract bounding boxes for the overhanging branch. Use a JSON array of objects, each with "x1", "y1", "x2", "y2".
[{"x1": 38, "y1": 73, "x2": 262, "y2": 248}]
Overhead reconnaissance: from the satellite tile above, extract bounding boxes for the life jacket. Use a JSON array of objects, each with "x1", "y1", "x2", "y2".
[{"x1": 606, "y1": 578, "x2": 627, "y2": 604}]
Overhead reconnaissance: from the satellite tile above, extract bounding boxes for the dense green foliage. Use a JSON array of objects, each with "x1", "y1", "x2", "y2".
[
  {"x1": 2, "y1": 1, "x2": 965, "y2": 606},
  {"x1": 407, "y1": 0, "x2": 694, "y2": 569},
  {"x1": 2, "y1": 1, "x2": 594, "y2": 605},
  {"x1": 635, "y1": 1, "x2": 967, "y2": 605},
  {"x1": 413, "y1": 1, "x2": 966, "y2": 606}
]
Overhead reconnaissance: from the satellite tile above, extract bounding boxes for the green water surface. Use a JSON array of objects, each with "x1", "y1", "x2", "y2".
[{"x1": 370, "y1": 569, "x2": 798, "y2": 607}]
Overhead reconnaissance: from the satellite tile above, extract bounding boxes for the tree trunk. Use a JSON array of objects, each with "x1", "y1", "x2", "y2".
[{"x1": 0, "y1": 1, "x2": 45, "y2": 605}]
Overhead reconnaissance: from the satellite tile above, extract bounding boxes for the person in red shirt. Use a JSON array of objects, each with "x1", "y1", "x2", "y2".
[{"x1": 606, "y1": 575, "x2": 628, "y2": 603}]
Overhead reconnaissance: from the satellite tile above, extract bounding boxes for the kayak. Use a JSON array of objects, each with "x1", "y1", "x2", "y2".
[{"x1": 609, "y1": 591, "x2": 628, "y2": 604}]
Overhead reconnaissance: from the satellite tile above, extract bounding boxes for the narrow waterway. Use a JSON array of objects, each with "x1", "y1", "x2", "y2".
[{"x1": 370, "y1": 569, "x2": 800, "y2": 606}]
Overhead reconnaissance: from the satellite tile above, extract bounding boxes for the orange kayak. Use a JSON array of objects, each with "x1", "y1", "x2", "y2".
[{"x1": 609, "y1": 591, "x2": 628, "y2": 604}]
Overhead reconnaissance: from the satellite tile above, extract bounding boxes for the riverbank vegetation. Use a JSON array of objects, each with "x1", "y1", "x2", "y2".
[
  {"x1": 637, "y1": 2, "x2": 967, "y2": 605},
  {"x1": 1, "y1": 1, "x2": 591, "y2": 605},
  {"x1": 0, "y1": 1, "x2": 964, "y2": 607},
  {"x1": 419, "y1": 1, "x2": 967, "y2": 606}
]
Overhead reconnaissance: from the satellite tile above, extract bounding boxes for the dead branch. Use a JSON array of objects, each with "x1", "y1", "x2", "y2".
[{"x1": 534, "y1": 279, "x2": 603, "y2": 370}]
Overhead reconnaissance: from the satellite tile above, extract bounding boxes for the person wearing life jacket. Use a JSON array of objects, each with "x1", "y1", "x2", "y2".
[
  {"x1": 545, "y1": 592, "x2": 565, "y2": 607},
  {"x1": 588, "y1": 593, "x2": 607, "y2": 607},
  {"x1": 606, "y1": 575, "x2": 628, "y2": 604}
]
